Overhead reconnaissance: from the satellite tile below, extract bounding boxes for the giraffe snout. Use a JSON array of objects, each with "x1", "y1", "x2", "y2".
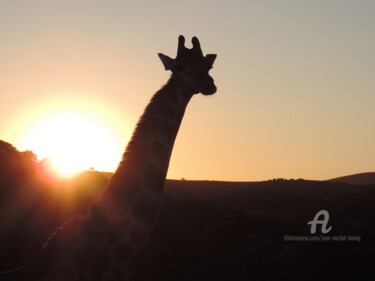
[{"x1": 200, "y1": 76, "x2": 216, "y2": 95}]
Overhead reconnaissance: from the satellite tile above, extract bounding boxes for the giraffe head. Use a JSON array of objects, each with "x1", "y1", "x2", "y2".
[{"x1": 158, "y1": 35, "x2": 217, "y2": 95}]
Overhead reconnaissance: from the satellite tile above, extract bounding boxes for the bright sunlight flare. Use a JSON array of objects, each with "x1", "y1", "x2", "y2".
[{"x1": 21, "y1": 112, "x2": 123, "y2": 177}]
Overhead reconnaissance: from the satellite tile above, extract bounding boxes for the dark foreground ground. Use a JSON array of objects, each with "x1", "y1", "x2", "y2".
[
  {"x1": 133, "y1": 179, "x2": 375, "y2": 281},
  {"x1": 1, "y1": 172, "x2": 375, "y2": 280}
]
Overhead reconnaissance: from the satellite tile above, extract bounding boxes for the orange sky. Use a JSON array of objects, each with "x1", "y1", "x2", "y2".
[{"x1": 1, "y1": 1, "x2": 375, "y2": 181}]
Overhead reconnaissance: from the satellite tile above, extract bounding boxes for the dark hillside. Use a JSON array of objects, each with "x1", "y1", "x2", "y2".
[
  {"x1": 328, "y1": 172, "x2": 375, "y2": 185},
  {"x1": 134, "y1": 179, "x2": 375, "y2": 281}
]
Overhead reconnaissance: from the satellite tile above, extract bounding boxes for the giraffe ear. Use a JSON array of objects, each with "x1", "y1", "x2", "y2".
[
  {"x1": 158, "y1": 53, "x2": 174, "y2": 71},
  {"x1": 205, "y1": 54, "x2": 217, "y2": 68}
]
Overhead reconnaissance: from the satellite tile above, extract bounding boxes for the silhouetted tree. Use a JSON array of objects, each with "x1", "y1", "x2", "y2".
[
  {"x1": 21, "y1": 150, "x2": 37, "y2": 163},
  {"x1": 0, "y1": 140, "x2": 18, "y2": 154}
]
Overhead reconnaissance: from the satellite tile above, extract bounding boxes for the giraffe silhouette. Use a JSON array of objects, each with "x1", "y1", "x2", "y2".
[{"x1": 3, "y1": 35, "x2": 217, "y2": 280}]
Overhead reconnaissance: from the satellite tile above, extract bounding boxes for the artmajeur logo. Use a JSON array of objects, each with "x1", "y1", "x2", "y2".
[
  {"x1": 284, "y1": 209, "x2": 361, "y2": 243},
  {"x1": 307, "y1": 210, "x2": 332, "y2": 234}
]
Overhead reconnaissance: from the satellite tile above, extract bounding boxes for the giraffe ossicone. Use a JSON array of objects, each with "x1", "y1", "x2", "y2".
[
  {"x1": 4, "y1": 35, "x2": 217, "y2": 281},
  {"x1": 158, "y1": 35, "x2": 217, "y2": 95}
]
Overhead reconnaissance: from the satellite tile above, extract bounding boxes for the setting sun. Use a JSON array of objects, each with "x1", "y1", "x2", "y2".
[{"x1": 20, "y1": 111, "x2": 123, "y2": 177}]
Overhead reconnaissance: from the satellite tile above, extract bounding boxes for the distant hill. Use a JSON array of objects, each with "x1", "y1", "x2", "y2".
[
  {"x1": 99, "y1": 171, "x2": 375, "y2": 186},
  {"x1": 328, "y1": 172, "x2": 375, "y2": 185}
]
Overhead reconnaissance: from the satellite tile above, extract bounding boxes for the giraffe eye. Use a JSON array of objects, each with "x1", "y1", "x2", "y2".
[{"x1": 173, "y1": 64, "x2": 184, "y2": 72}]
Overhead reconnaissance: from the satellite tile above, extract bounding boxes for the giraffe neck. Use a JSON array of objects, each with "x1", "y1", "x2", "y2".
[
  {"x1": 112, "y1": 74, "x2": 192, "y2": 192},
  {"x1": 100, "y1": 74, "x2": 194, "y2": 276}
]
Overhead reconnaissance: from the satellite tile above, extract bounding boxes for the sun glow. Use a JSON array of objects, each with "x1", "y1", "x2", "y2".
[{"x1": 20, "y1": 111, "x2": 123, "y2": 177}]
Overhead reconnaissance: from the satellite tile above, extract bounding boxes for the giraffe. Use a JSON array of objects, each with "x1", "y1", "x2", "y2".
[{"x1": 4, "y1": 35, "x2": 217, "y2": 280}]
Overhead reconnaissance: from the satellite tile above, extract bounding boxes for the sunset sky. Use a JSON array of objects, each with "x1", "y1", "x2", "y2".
[{"x1": 1, "y1": 0, "x2": 374, "y2": 181}]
